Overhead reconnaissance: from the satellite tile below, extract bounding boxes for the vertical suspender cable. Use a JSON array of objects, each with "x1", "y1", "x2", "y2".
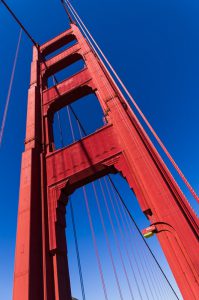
[
  {"x1": 99, "y1": 179, "x2": 135, "y2": 300},
  {"x1": 52, "y1": 77, "x2": 64, "y2": 147},
  {"x1": 67, "y1": 108, "x2": 86, "y2": 300},
  {"x1": 106, "y1": 178, "x2": 151, "y2": 300},
  {"x1": 57, "y1": 112, "x2": 64, "y2": 147},
  {"x1": 0, "y1": 28, "x2": 22, "y2": 147},
  {"x1": 104, "y1": 177, "x2": 156, "y2": 300},
  {"x1": 67, "y1": 106, "x2": 76, "y2": 142},
  {"x1": 92, "y1": 181, "x2": 124, "y2": 300},
  {"x1": 83, "y1": 186, "x2": 109, "y2": 300},
  {"x1": 69, "y1": 200, "x2": 86, "y2": 300}
]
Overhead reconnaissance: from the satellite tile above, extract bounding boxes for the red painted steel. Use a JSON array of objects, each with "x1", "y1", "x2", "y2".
[{"x1": 13, "y1": 24, "x2": 199, "y2": 300}]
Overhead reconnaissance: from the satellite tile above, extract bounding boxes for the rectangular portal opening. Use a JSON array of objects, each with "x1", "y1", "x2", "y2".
[
  {"x1": 53, "y1": 93, "x2": 106, "y2": 150},
  {"x1": 42, "y1": 32, "x2": 77, "y2": 57},
  {"x1": 45, "y1": 39, "x2": 78, "y2": 60},
  {"x1": 48, "y1": 58, "x2": 85, "y2": 88}
]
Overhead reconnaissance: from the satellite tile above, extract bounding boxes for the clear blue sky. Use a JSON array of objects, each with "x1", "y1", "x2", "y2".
[{"x1": 0, "y1": 0, "x2": 199, "y2": 299}]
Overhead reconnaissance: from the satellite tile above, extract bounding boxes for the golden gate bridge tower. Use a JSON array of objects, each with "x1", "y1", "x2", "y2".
[{"x1": 6, "y1": 1, "x2": 198, "y2": 299}]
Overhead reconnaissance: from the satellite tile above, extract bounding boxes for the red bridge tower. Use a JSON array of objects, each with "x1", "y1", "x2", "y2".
[{"x1": 13, "y1": 23, "x2": 199, "y2": 300}]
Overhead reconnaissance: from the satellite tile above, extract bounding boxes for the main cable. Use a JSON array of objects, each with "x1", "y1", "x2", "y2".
[
  {"x1": 60, "y1": 0, "x2": 74, "y2": 24},
  {"x1": 0, "y1": 0, "x2": 38, "y2": 47}
]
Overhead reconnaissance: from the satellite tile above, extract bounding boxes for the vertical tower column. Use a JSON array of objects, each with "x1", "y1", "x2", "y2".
[{"x1": 13, "y1": 47, "x2": 43, "y2": 300}]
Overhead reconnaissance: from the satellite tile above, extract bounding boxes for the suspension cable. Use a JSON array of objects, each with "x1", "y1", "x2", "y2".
[
  {"x1": 63, "y1": 0, "x2": 199, "y2": 205},
  {"x1": 60, "y1": 0, "x2": 74, "y2": 24},
  {"x1": 0, "y1": 28, "x2": 22, "y2": 147},
  {"x1": 0, "y1": 0, "x2": 38, "y2": 47}
]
